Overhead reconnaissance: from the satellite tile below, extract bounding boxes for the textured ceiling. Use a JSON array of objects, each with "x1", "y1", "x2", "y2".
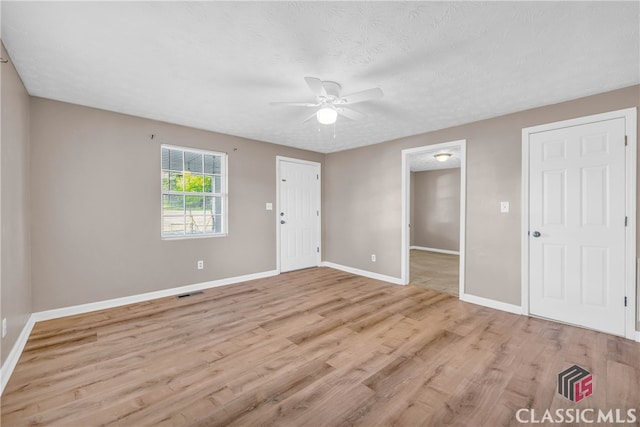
[{"x1": 2, "y1": 2, "x2": 639, "y2": 154}]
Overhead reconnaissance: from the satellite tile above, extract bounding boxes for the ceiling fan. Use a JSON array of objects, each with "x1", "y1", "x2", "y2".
[{"x1": 270, "y1": 77, "x2": 383, "y2": 125}]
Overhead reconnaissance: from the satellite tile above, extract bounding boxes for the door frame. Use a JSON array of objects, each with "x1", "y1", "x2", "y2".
[
  {"x1": 401, "y1": 139, "x2": 467, "y2": 298},
  {"x1": 275, "y1": 156, "x2": 322, "y2": 273},
  {"x1": 521, "y1": 107, "x2": 637, "y2": 340}
]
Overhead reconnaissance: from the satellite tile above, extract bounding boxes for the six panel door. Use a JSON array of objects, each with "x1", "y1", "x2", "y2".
[
  {"x1": 529, "y1": 117, "x2": 627, "y2": 336},
  {"x1": 279, "y1": 160, "x2": 320, "y2": 273}
]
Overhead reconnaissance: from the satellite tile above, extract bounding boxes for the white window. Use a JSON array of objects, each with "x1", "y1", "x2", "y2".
[{"x1": 161, "y1": 145, "x2": 227, "y2": 238}]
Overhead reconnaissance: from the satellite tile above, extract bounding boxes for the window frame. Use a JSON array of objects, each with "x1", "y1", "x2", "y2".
[{"x1": 160, "y1": 144, "x2": 228, "y2": 240}]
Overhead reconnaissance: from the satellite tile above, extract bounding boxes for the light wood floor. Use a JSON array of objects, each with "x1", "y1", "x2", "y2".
[
  {"x1": 2, "y1": 267, "x2": 639, "y2": 426},
  {"x1": 410, "y1": 249, "x2": 459, "y2": 296}
]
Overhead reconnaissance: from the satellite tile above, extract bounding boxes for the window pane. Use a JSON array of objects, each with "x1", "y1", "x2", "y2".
[
  {"x1": 184, "y1": 173, "x2": 204, "y2": 193},
  {"x1": 161, "y1": 171, "x2": 170, "y2": 191},
  {"x1": 204, "y1": 175, "x2": 212, "y2": 193},
  {"x1": 212, "y1": 215, "x2": 223, "y2": 233},
  {"x1": 163, "y1": 195, "x2": 184, "y2": 215},
  {"x1": 186, "y1": 214, "x2": 207, "y2": 234},
  {"x1": 165, "y1": 149, "x2": 183, "y2": 171},
  {"x1": 212, "y1": 175, "x2": 221, "y2": 193},
  {"x1": 169, "y1": 173, "x2": 184, "y2": 191},
  {"x1": 204, "y1": 155, "x2": 215, "y2": 174},
  {"x1": 163, "y1": 216, "x2": 185, "y2": 235},
  {"x1": 204, "y1": 197, "x2": 222, "y2": 215},
  {"x1": 204, "y1": 198, "x2": 213, "y2": 233},
  {"x1": 185, "y1": 152, "x2": 202, "y2": 173},
  {"x1": 204, "y1": 155, "x2": 222, "y2": 174},
  {"x1": 212, "y1": 156, "x2": 221, "y2": 174},
  {"x1": 185, "y1": 195, "x2": 204, "y2": 211},
  {"x1": 162, "y1": 148, "x2": 170, "y2": 170}
]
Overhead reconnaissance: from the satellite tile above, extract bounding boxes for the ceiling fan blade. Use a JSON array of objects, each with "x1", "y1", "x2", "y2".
[
  {"x1": 303, "y1": 111, "x2": 318, "y2": 123},
  {"x1": 340, "y1": 87, "x2": 383, "y2": 104},
  {"x1": 269, "y1": 101, "x2": 319, "y2": 107},
  {"x1": 337, "y1": 107, "x2": 365, "y2": 121},
  {"x1": 304, "y1": 76, "x2": 327, "y2": 97}
]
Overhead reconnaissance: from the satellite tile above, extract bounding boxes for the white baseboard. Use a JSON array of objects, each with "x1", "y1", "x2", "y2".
[
  {"x1": 0, "y1": 269, "x2": 279, "y2": 396},
  {"x1": 460, "y1": 293, "x2": 523, "y2": 315},
  {"x1": 321, "y1": 262, "x2": 403, "y2": 285},
  {"x1": 410, "y1": 246, "x2": 460, "y2": 255},
  {"x1": 32, "y1": 270, "x2": 279, "y2": 322},
  {"x1": 1, "y1": 315, "x2": 36, "y2": 395}
]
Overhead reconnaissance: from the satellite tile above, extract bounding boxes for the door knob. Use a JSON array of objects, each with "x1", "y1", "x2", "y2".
[
  {"x1": 281, "y1": 220, "x2": 286, "y2": 224},
  {"x1": 532, "y1": 231, "x2": 541, "y2": 237}
]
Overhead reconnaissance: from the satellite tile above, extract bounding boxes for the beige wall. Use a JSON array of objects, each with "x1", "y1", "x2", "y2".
[
  {"x1": 325, "y1": 85, "x2": 640, "y2": 306},
  {"x1": 1, "y1": 43, "x2": 32, "y2": 365},
  {"x1": 6, "y1": 71, "x2": 640, "y2": 327},
  {"x1": 30, "y1": 98, "x2": 323, "y2": 311},
  {"x1": 411, "y1": 169, "x2": 460, "y2": 252}
]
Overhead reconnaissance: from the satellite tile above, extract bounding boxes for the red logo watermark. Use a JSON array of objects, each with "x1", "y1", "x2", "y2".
[{"x1": 558, "y1": 365, "x2": 593, "y2": 402}]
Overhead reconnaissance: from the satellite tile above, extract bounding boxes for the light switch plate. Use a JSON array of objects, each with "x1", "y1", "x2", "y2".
[
  {"x1": 500, "y1": 201, "x2": 509, "y2": 213},
  {"x1": 266, "y1": 202, "x2": 273, "y2": 211}
]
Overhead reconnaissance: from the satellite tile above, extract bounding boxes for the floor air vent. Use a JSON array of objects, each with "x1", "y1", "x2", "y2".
[{"x1": 177, "y1": 291, "x2": 204, "y2": 299}]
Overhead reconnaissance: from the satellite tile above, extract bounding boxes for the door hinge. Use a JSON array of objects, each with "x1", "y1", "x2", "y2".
[
  {"x1": 317, "y1": 247, "x2": 320, "y2": 253},
  {"x1": 317, "y1": 174, "x2": 319, "y2": 180},
  {"x1": 624, "y1": 296, "x2": 627, "y2": 307},
  {"x1": 625, "y1": 135, "x2": 628, "y2": 146},
  {"x1": 625, "y1": 216, "x2": 628, "y2": 226},
  {"x1": 317, "y1": 210, "x2": 319, "y2": 217}
]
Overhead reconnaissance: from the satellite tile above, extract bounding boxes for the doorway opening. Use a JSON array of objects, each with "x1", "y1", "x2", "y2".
[{"x1": 401, "y1": 140, "x2": 466, "y2": 297}]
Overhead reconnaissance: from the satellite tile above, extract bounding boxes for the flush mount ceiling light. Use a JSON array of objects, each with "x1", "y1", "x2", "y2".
[
  {"x1": 316, "y1": 107, "x2": 338, "y2": 125},
  {"x1": 434, "y1": 153, "x2": 452, "y2": 162}
]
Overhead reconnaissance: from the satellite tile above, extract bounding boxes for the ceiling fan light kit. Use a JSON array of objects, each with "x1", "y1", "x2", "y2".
[
  {"x1": 270, "y1": 76, "x2": 384, "y2": 126},
  {"x1": 316, "y1": 107, "x2": 338, "y2": 125}
]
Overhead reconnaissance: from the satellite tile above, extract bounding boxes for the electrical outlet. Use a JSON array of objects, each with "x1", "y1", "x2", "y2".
[
  {"x1": 197, "y1": 260, "x2": 204, "y2": 270},
  {"x1": 371, "y1": 254, "x2": 376, "y2": 262},
  {"x1": 500, "y1": 201, "x2": 510, "y2": 213},
  {"x1": 2, "y1": 318, "x2": 7, "y2": 338},
  {"x1": 266, "y1": 202, "x2": 273, "y2": 211}
]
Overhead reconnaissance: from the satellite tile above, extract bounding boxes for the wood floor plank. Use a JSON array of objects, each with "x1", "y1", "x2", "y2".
[{"x1": 2, "y1": 266, "x2": 640, "y2": 426}]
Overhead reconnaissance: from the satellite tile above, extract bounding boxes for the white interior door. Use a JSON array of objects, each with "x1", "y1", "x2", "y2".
[
  {"x1": 528, "y1": 117, "x2": 627, "y2": 336},
  {"x1": 279, "y1": 159, "x2": 320, "y2": 273}
]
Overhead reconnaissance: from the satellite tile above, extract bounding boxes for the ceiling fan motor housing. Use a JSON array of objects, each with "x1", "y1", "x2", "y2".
[{"x1": 321, "y1": 81, "x2": 342, "y2": 103}]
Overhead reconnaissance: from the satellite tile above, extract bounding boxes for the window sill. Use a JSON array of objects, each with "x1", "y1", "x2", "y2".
[{"x1": 161, "y1": 233, "x2": 228, "y2": 241}]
